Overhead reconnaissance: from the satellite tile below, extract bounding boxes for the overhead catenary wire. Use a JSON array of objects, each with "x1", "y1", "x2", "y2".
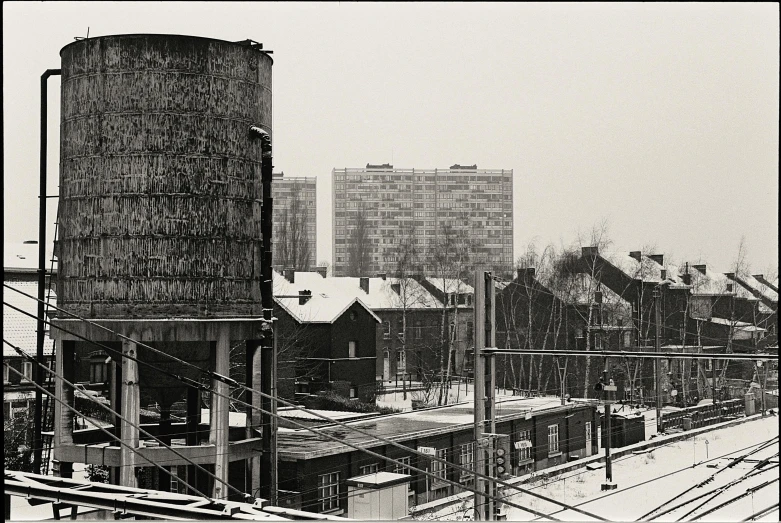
[
  {"x1": 2, "y1": 292, "x2": 605, "y2": 521},
  {"x1": 437, "y1": 435, "x2": 780, "y2": 521},
  {"x1": 637, "y1": 435, "x2": 780, "y2": 520},
  {"x1": 3, "y1": 361, "x2": 212, "y2": 500},
  {"x1": 2, "y1": 338, "x2": 252, "y2": 502}
]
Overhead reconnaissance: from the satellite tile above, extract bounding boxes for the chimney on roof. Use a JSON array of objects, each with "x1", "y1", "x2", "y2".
[
  {"x1": 629, "y1": 251, "x2": 642, "y2": 262},
  {"x1": 284, "y1": 267, "x2": 295, "y2": 283},
  {"x1": 299, "y1": 290, "x2": 312, "y2": 305},
  {"x1": 682, "y1": 263, "x2": 692, "y2": 285},
  {"x1": 315, "y1": 266, "x2": 328, "y2": 278},
  {"x1": 693, "y1": 264, "x2": 707, "y2": 276},
  {"x1": 516, "y1": 267, "x2": 536, "y2": 283},
  {"x1": 725, "y1": 272, "x2": 736, "y2": 280},
  {"x1": 359, "y1": 277, "x2": 369, "y2": 294},
  {"x1": 649, "y1": 254, "x2": 664, "y2": 266},
  {"x1": 582, "y1": 246, "x2": 599, "y2": 258},
  {"x1": 376, "y1": 273, "x2": 387, "y2": 281}
]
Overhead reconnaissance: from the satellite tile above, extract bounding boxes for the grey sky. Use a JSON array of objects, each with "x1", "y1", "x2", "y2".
[{"x1": 3, "y1": 2, "x2": 778, "y2": 274}]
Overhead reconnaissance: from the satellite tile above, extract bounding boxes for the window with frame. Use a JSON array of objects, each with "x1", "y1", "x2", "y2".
[
  {"x1": 359, "y1": 463, "x2": 379, "y2": 475},
  {"x1": 515, "y1": 429, "x2": 532, "y2": 462},
  {"x1": 22, "y1": 361, "x2": 33, "y2": 381},
  {"x1": 384, "y1": 321, "x2": 392, "y2": 339},
  {"x1": 393, "y1": 456, "x2": 411, "y2": 474},
  {"x1": 432, "y1": 449, "x2": 448, "y2": 483},
  {"x1": 396, "y1": 350, "x2": 406, "y2": 372},
  {"x1": 318, "y1": 472, "x2": 340, "y2": 512},
  {"x1": 348, "y1": 341, "x2": 357, "y2": 358},
  {"x1": 3, "y1": 363, "x2": 9, "y2": 383},
  {"x1": 548, "y1": 425, "x2": 560, "y2": 455},
  {"x1": 459, "y1": 443, "x2": 474, "y2": 483}
]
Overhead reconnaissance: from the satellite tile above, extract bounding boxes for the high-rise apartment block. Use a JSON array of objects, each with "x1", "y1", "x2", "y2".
[
  {"x1": 332, "y1": 164, "x2": 513, "y2": 276},
  {"x1": 272, "y1": 172, "x2": 317, "y2": 271}
]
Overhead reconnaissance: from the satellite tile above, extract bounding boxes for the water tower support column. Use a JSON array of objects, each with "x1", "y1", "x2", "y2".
[
  {"x1": 247, "y1": 339, "x2": 262, "y2": 498},
  {"x1": 53, "y1": 340, "x2": 75, "y2": 478},
  {"x1": 209, "y1": 325, "x2": 231, "y2": 499},
  {"x1": 120, "y1": 334, "x2": 140, "y2": 487}
]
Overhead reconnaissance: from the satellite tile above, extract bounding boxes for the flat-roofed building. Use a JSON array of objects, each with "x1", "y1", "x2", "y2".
[
  {"x1": 272, "y1": 172, "x2": 317, "y2": 271},
  {"x1": 332, "y1": 164, "x2": 513, "y2": 276}
]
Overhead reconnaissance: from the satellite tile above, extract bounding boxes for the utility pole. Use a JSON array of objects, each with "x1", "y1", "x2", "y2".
[
  {"x1": 599, "y1": 358, "x2": 617, "y2": 491},
  {"x1": 252, "y1": 125, "x2": 277, "y2": 504},
  {"x1": 653, "y1": 287, "x2": 663, "y2": 433},
  {"x1": 473, "y1": 268, "x2": 496, "y2": 521}
]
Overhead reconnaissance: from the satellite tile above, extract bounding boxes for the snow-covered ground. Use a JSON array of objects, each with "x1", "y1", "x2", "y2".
[{"x1": 425, "y1": 414, "x2": 779, "y2": 522}]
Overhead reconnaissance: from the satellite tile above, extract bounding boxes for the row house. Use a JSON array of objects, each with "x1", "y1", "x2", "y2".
[
  {"x1": 274, "y1": 269, "x2": 475, "y2": 393},
  {"x1": 273, "y1": 270, "x2": 381, "y2": 402}
]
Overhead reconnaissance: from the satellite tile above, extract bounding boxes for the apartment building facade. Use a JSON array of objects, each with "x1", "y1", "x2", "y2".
[
  {"x1": 332, "y1": 164, "x2": 514, "y2": 276},
  {"x1": 271, "y1": 172, "x2": 317, "y2": 271}
]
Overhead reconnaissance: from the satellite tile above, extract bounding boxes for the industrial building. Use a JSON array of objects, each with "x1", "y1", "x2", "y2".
[
  {"x1": 276, "y1": 396, "x2": 599, "y2": 516},
  {"x1": 331, "y1": 164, "x2": 514, "y2": 276}
]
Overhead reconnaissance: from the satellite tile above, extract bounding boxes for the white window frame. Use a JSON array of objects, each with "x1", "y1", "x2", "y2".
[
  {"x1": 359, "y1": 463, "x2": 379, "y2": 475},
  {"x1": 459, "y1": 443, "x2": 474, "y2": 482},
  {"x1": 548, "y1": 425, "x2": 560, "y2": 455},
  {"x1": 22, "y1": 361, "x2": 33, "y2": 381},
  {"x1": 394, "y1": 456, "x2": 411, "y2": 474},
  {"x1": 432, "y1": 449, "x2": 448, "y2": 483},
  {"x1": 585, "y1": 422, "x2": 592, "y2": 449},
  {"x1": 318, "y1": 472, "x2": 340, "y2": 512},
  {"x1": 516, "y1": 429, "x2": 532, "y2": 462}
]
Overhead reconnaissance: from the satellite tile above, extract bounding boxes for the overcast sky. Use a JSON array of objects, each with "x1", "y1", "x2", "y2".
[{"x1": 3, "y1": 2, "x2": 778, "y2": 274}]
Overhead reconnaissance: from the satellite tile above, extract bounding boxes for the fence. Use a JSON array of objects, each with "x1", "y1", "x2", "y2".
[{"x1": 660, "y1": 398, "x2": 744, "y2": 432}]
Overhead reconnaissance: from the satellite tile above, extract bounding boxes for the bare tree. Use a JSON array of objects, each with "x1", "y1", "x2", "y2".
[
  {"x1": 347, "y1": 205, "x2": 371, "y2": 277},
  {"x1": 277, "y1": 183, "x2": 312, "y2": 271}
]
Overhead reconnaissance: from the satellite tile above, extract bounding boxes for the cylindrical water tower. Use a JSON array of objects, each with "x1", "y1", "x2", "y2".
[{"x1": 50, "y1": 34, "x2": 273, "y2": 501}]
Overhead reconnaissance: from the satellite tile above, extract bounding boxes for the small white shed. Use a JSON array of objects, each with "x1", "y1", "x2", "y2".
[{"x1": 345, "y1": 471, "x2": 411, "y2": 520}]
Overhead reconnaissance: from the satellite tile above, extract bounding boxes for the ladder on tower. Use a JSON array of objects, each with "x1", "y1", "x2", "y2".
[{"x1": 40, "y1": 366, "x2": 55, "y2": 476}]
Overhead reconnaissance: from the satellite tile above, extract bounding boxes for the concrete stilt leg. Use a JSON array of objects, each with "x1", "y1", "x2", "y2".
[
  {"x1": 54, "y1": 340, "x2": 75, "y2": 477},
  {"x1": 120, "y1": 334, "x2": 140, "y2": 488},
  {"x1": 210, "y1": 326, "x2": 230, "y2": 499}
]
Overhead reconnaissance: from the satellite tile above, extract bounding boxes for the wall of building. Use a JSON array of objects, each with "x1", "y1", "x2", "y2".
[{"x1": 278, "y1": 404, "x2": 597, "y2": 515}]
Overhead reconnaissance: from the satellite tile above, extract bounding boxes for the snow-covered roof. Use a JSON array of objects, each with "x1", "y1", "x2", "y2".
[
  {"x1": 4, "y1": 242, "x2": 56, "y2": 271},
  {"x1": 683, "y1": 265, "x2": 756, "y2": 298},
  {"x1": 730, "y1": 273, "x2": 778, "y2": 304},
  {"x1": 275, "y1": 294, "x2": 381, "y2": 324},
  {"x1": 543, "y1": 271, "x2": 631, "y2": 311},
  {"x1": 423, "y1": 277, "x2": 474, "y2": 296},
  {"x1": 3, "y1": 281, "x2": 56, "y2": 357},
  {"x1": 600, "y1": 251, "x2": 687, "y2": 286},
  {"x1": 273, "y1": 270, "x2": 445, "y2": 310}
]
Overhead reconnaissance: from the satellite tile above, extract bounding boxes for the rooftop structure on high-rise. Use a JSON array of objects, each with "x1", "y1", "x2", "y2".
[
  {"x1": 272, "y1": 172, "x2": 317, "y2": 271},
  {"x1": 332, "y1": 164, "x2": 513, "y2": 276}
]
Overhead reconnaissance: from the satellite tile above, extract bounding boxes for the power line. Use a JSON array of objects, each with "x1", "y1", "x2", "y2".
[
  {"x1": 3, "y1": 339, "x2": 251, "y2": 501},
  {"x1": 2, "y1": 288, "x2": 608, "y2": 521},
  {"x1": 3, "y1": 361, "x2": 212, "y2": 500}
]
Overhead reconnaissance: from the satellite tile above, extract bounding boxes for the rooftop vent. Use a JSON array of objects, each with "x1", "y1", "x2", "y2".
[
  {"x1": 299, "y1": 290, "x2": 312, "y2": 305},
  {"x1": 376, "y1": 273, "x2": 387, "y2": 281}
]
